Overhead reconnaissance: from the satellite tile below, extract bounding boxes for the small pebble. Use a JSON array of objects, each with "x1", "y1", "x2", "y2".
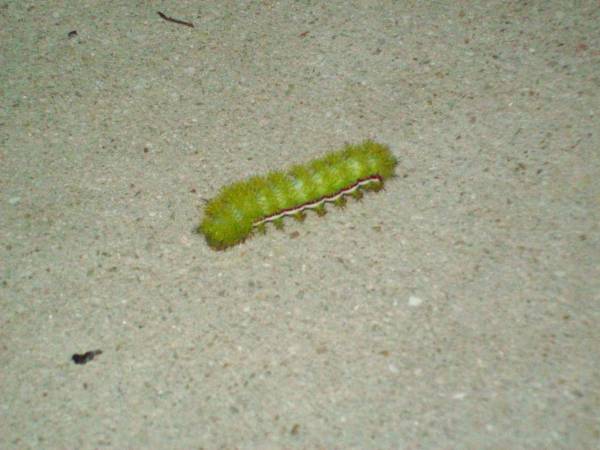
[{"x1": 408, "y1": 295, "x2": 423, "y2": 307}]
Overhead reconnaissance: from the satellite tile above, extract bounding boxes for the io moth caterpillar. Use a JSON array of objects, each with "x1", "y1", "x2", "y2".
[{"x1": 198, "y1": 140, "x2": 397, "y2": 250}]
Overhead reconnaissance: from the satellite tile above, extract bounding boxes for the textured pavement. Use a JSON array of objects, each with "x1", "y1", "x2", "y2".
[{"x1": 1, "y1": 1, "x2": 599, "y2": 448}]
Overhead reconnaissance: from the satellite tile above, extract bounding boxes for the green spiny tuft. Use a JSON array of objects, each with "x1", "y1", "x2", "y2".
[
  {"x1": 333, "y1": 197, "x2": 347, "y2": 208},
  {"x1": 314, "y1": 204, "x2": 327, "y2": 217}
]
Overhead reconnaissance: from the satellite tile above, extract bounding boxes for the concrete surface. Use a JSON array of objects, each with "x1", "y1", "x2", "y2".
[{"x1": 1, "y1": 1, "x2": 598, "y2": 448}]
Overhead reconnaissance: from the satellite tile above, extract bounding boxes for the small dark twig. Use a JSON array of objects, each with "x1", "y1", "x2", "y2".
[
  {"x1": 157, "y1": 11, "x2": 194, "y2": 28},
  {"x1": 72, "y1": 349, "x2": 103, "y2": 365}
]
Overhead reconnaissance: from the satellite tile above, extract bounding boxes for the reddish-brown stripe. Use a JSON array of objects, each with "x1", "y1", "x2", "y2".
[{"x1": 254, "y1": 175, "x2": 382, "y2": 226}]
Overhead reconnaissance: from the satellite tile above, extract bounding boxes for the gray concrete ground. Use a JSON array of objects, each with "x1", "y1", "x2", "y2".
[{"x1": 1, "y1": 1, "x2": 598, "y2": 448}]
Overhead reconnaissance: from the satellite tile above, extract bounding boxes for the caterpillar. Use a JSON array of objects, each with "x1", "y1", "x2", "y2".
[{"x1": 198, "y1": 140, "x2": 397, "y2": 250}]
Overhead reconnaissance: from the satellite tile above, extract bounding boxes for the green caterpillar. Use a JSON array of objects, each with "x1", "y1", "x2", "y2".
[{"x1": 198, "y1": 140, "x2": 397, "y2": 250}]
